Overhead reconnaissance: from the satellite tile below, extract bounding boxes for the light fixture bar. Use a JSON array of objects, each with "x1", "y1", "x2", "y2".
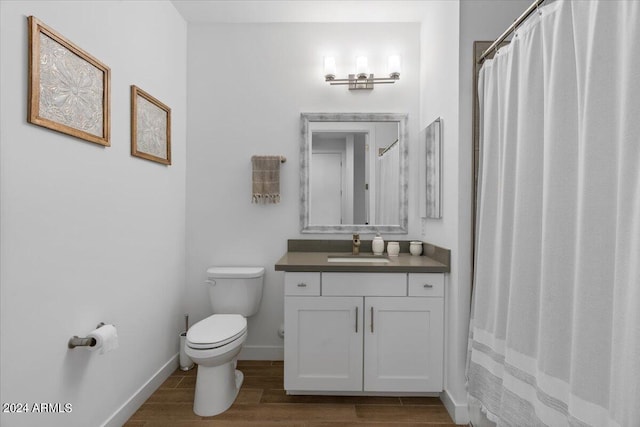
[
  {"x1": 326, "y1": 74, "x2": 399, "y2": 90},
  {"x1": 324, "y1": 56, "x2": 401, "y2": 90},
  {"x1": 328, "y1": 77, "x2": 400, "y2": 84}
]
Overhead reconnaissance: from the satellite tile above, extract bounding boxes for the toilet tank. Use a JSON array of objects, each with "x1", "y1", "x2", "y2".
[{"x1": 206, "y1": 266, "x2": 265, "y2": 317}]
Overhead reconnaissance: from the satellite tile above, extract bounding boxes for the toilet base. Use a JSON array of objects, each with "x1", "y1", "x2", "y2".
[{"x1": 193, "y1": 361, "x2": 244, "y2": 417}]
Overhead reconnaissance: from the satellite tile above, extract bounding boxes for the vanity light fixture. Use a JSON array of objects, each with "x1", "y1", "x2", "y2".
[{"x1": 324, "y1": 55, "x2": 401, "y2": 90}]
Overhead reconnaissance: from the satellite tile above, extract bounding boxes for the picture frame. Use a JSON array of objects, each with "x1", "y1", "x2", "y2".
[
  {"x1": 27, "y1": 16, "x2": 111, "y2": 146},
  {"x1": 419, "y1": 117, "x2": 442, "y2": 219},
  {"x1": 130, "y1": 85, "x2": 171, "y2": 165}
]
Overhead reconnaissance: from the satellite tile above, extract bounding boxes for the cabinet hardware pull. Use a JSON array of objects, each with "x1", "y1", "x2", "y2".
[
  {"x1": 423, "y1": 283, "x2": 433, "y2": 288},
  {"x1": 355, "y1": 306, "x2": 358, "y2": 333},
  {"x1": 370, "y1": 306, "x2": 374, "y2": 333},
  {"x1": 297, "y1": 283, "x2": 307, "y2": 287}
]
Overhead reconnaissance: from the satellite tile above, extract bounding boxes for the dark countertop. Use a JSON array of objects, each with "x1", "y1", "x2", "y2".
[{"x1": 275, "y1": 251, "x2": 449, "y2": 273}]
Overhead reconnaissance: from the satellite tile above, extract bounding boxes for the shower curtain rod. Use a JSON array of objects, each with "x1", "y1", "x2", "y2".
[
  {"x1": 378, "y1": 139, "x2": 398, "y2": 156},
  {"x1": 477, "y1": 0, "x2": 546, "y2": 64}
]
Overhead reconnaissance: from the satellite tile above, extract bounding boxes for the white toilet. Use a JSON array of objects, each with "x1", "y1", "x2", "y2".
[{"x1": 185, "y1": 266, "x2": 265, "y2": 416}]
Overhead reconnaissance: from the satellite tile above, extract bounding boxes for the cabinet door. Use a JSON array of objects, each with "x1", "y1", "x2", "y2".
[
  {"x1": 364, "y1": 297, "x2": 443, "y2": 392},
  {"x1": 284, "y1": 296, "x2": 363, "y2": 391}
]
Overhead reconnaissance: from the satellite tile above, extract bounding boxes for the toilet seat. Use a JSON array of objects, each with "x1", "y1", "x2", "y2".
[{"x1": 187, "y1": 314, "x2": 247, "y2": 350}]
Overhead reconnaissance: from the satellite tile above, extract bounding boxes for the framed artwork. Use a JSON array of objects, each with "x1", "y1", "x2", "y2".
[
  {"x1": 27, "y1": 16, "x2": 111, "y2": 146},
  {"x1": 419, "y1": 117, "x2": 442, "y2": 219},
  {"x1": 130, "y1": 85, "x2": 171, "y2": 165}
]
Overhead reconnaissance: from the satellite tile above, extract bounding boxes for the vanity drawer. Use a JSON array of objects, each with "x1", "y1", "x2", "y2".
[
  {"x1": 285, "y1": 272, "x2": 321, "y2": 296},
  {"x1": 322, "y1": 272, "x2": 406, "y2": 296},
  {"x1": 408, "y1": 273, "x2": 444, "y2": 297}
]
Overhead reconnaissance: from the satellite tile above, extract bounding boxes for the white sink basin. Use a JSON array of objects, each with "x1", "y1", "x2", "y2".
[{"x1": 327, "y1": 256, "x2": 390, "y2": 264}]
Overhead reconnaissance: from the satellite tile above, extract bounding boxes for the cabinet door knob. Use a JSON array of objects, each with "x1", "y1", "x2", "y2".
[
  {"x1": 297, "y1": 283, "x2": 307, "y2": 287},
  {"x1": 423, "y1": 283, "x2": 433, "y2": 288}
]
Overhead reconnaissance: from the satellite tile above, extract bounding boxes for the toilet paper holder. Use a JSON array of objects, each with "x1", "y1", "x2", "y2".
[{"x1": 68, "y1": 322, "x2": 106, "y2": 349}]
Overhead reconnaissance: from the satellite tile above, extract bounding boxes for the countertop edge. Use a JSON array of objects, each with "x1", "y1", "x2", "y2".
[
  {"x1": 275, "y1": 252, "x2": 450, "y2": 273},
  {"x1": 274, "y1": 265, "x2": 450, "y2": 273}
]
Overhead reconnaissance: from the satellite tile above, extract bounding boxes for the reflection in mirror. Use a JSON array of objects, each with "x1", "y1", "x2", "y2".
[{"x1": 300, "y1": 113, "x2": 408, "y2": 234}]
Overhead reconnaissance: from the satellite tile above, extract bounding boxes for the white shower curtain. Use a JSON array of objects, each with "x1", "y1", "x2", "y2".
[
  {"x1": 375, "y1": 142, "x2": 400, "y2": 225},
  {"x1": 469, "y1": 1, "x2": 640, "y2": 426}
]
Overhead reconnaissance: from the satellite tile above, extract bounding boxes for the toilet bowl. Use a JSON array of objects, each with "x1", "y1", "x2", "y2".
[
  {"x1": 185, "y1": 314, "x2": 248, "y2": 416},
  {"x1": 185, "y1": 266, "x2": 264, "y2": 416}
]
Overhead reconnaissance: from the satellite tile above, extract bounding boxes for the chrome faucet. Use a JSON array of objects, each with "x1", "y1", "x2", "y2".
[{"x1": 352, "y1": 233, "x2": 361, "y2": 255}]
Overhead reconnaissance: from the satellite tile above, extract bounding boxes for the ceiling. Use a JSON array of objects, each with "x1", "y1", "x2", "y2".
[{"x1": 170, "y1": 0, "x2": 431, "y2": 23}]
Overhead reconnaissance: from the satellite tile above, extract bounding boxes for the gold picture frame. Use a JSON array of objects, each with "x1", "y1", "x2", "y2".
[
  {"x1": 27, "y1": 16, "x2": 111, "y2": 146},
  {"x1": 130, "y1": 85, "x2": 171, "y2": 165}
]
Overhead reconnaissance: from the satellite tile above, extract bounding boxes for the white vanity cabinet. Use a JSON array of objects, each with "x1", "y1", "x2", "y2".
[{"x1": 284, "y1": 272, "x2": 444, "y2": 394}]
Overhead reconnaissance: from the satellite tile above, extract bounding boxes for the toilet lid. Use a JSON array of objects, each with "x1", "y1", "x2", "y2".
[{"x1": 187, "y1": 314, "x2": 247, "y2": 348}]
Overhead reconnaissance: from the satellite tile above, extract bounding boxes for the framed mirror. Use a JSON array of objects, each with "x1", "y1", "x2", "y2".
[{"x1": 300, "y1": 113, "x2": 408, "y2": 234}]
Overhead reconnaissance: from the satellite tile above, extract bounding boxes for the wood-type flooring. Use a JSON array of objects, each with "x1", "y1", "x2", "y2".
[{"x1": 125, "y1": 360, "x2": 465, "y2": 427}]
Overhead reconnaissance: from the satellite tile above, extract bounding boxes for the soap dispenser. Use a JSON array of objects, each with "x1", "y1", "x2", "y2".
[{"x1": 372, "y1": 233, "x2": 384, "y2": 255}]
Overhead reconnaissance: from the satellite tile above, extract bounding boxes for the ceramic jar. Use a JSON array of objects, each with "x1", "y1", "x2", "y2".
[
  {"x1": 387, "y1": 242, "x2": 400, "y2": 257},
  {"x1": 409, "y1": 241, "x2": 423, "y2": 256},
  {"x1": 372, "y1": 234, "x2": 385, "y2": 255}
]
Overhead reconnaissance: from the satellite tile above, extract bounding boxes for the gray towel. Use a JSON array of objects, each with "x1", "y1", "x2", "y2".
[{"x1": 251, "y1": 155, "x2": 281, "y2": 204}]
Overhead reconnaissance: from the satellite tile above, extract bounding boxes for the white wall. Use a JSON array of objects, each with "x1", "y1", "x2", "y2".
[
  {"x1": 186, "y1": 22, "x2": 420, "y2": 359},
  {"x1": 419, "y1": 1, "x2": 464, "y2": 422},
  {"x1": 0, "y1": 2, "x2": 187, "y2": 426}
]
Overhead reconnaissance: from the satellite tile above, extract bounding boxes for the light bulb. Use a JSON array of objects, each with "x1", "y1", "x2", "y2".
[
  {"x1": 356, "y1": 56, "x2": 368, "y2": 79},
  {"x1": 388, "y1": 55, "x2": 401, "y2": 79},
  {"x1": 323, "y1": 56, "x2": 336, "y2": 81}
]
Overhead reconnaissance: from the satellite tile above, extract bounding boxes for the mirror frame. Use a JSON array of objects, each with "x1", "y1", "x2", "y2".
[{"x1": 300, "y1": 112, "x2": 408, "y2": 234}]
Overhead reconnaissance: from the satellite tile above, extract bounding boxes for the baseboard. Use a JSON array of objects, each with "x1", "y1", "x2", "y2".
[
  {"x1": 238, "y1": 345, "x2": 284, "y2": 360},
  {"x1": 102, "y1": 354, "x2": 179, "y2": 427},
  {"x1": 441, "y1": 389, "x2": 470, "y2": 425}
]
